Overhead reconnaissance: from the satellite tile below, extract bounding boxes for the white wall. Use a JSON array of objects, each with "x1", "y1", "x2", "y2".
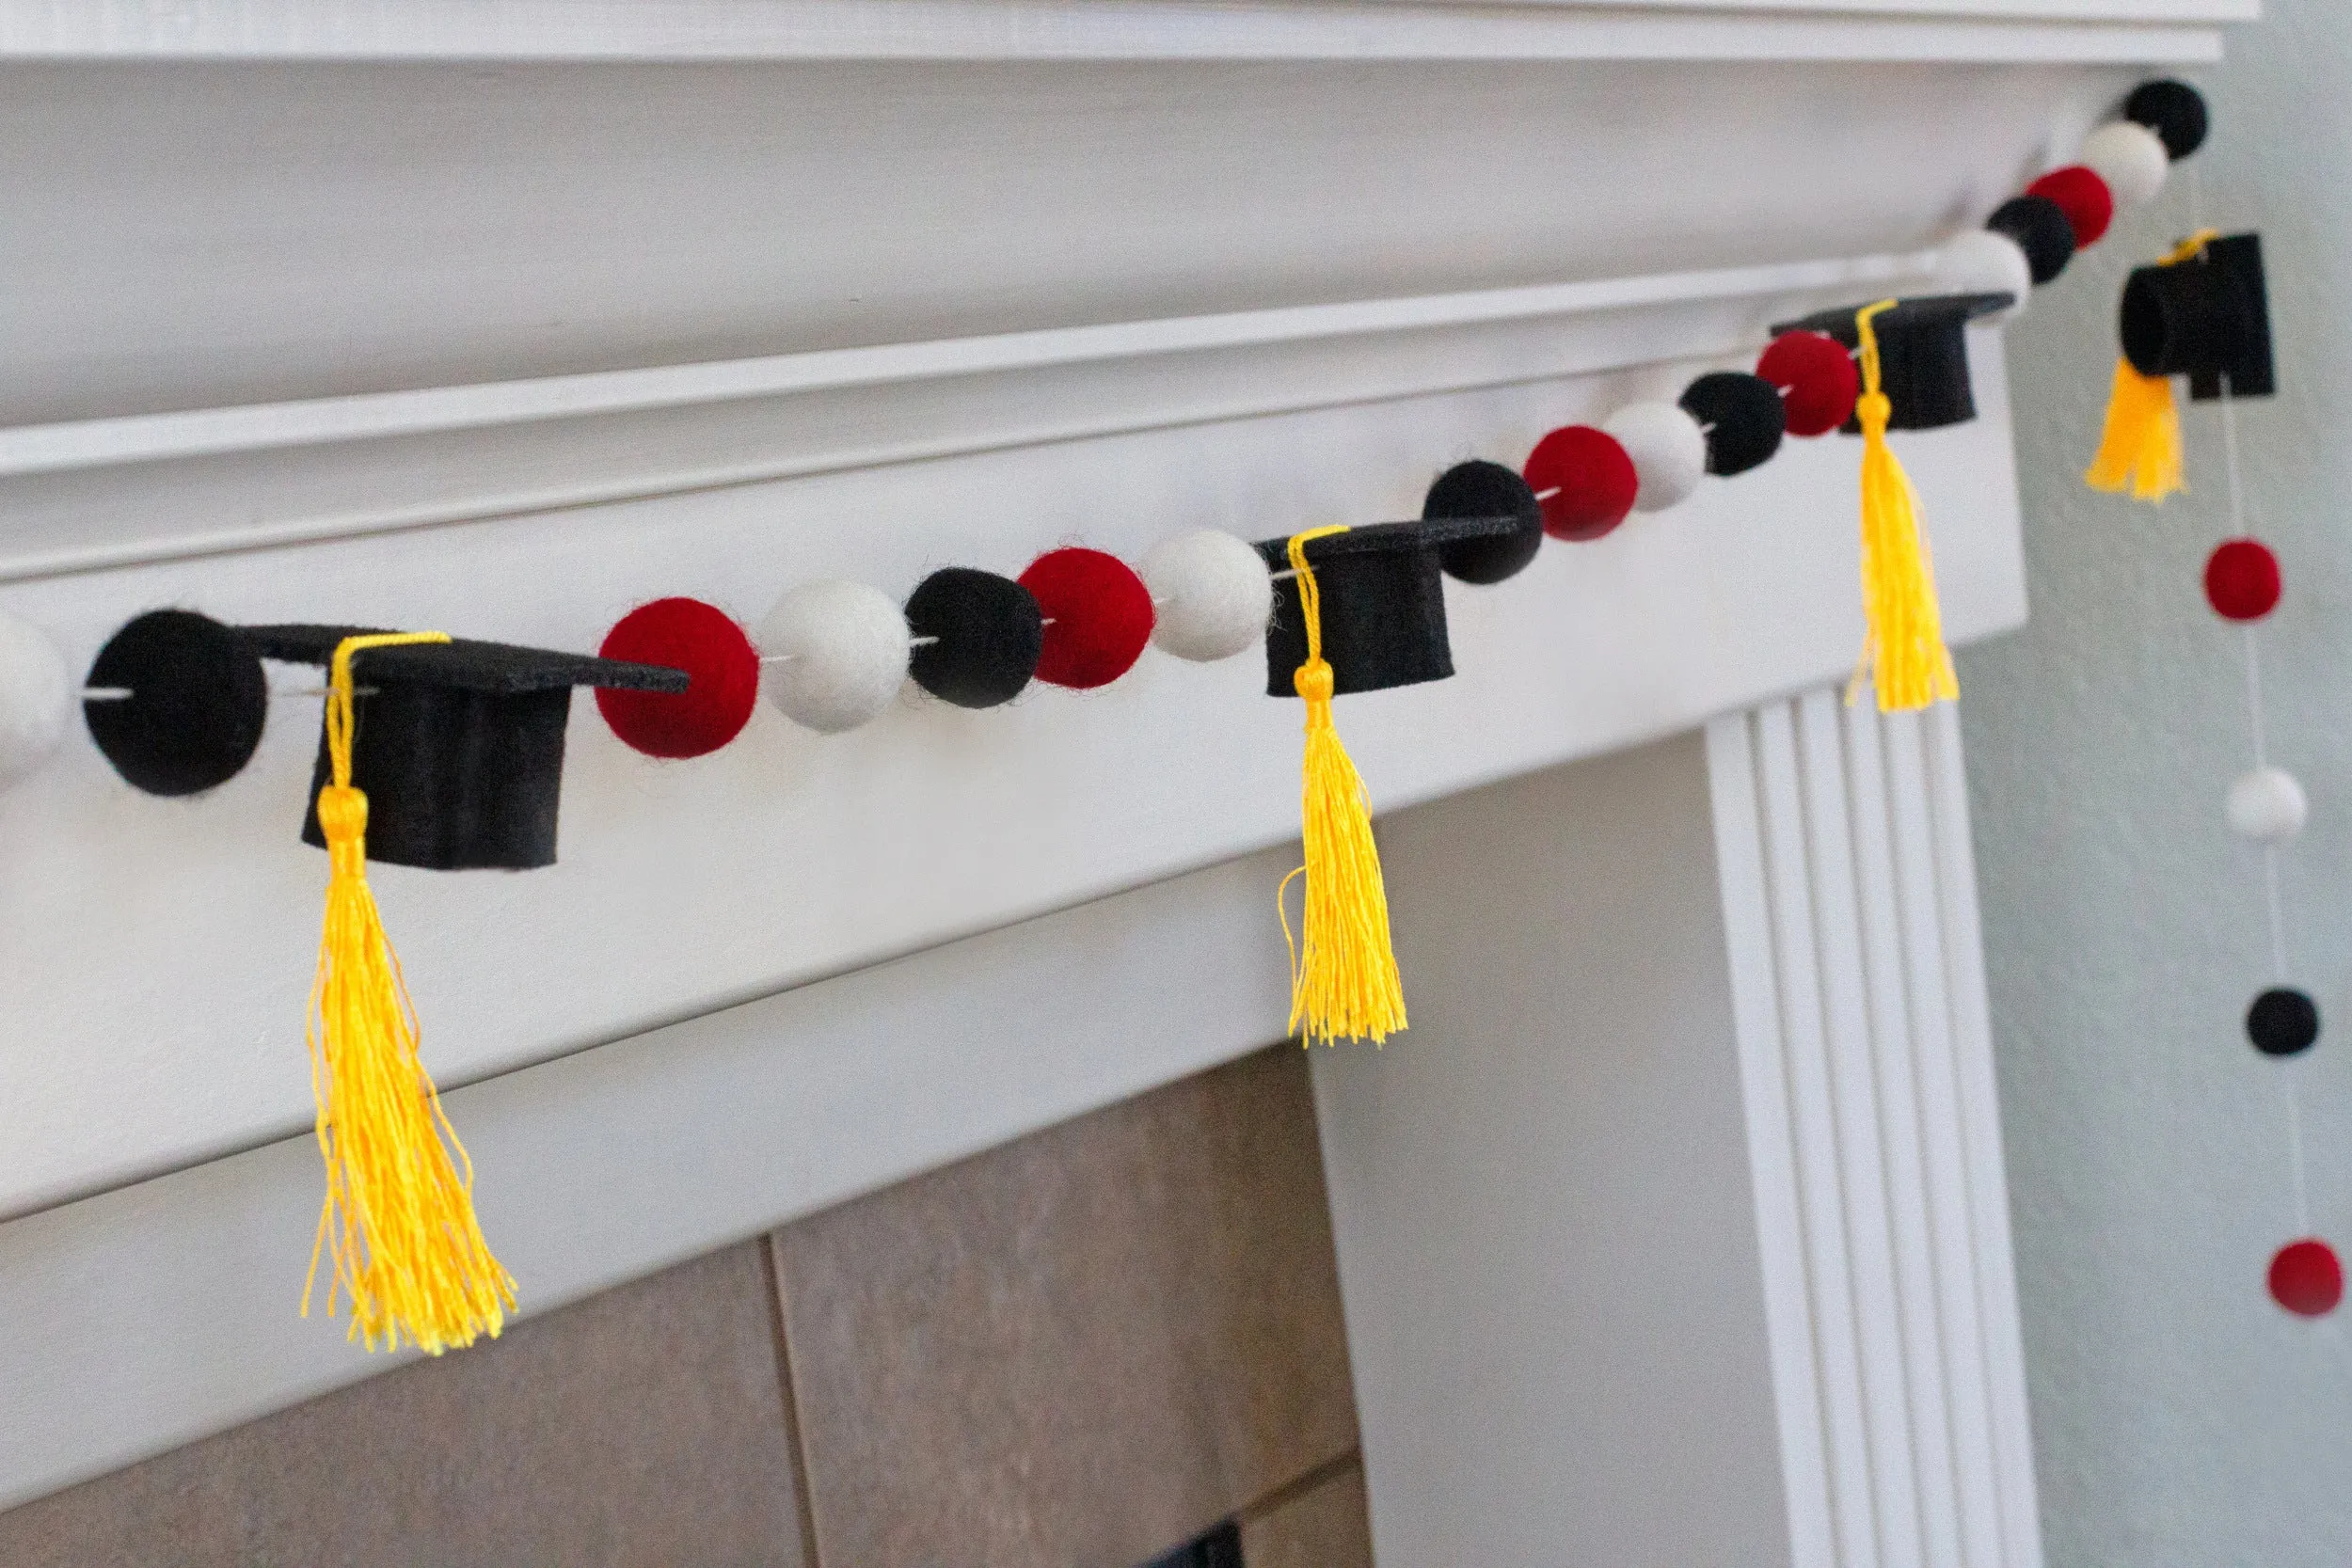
[{"x1": 1957, "y1": 8, "x2": 2352, "y2": 1563}]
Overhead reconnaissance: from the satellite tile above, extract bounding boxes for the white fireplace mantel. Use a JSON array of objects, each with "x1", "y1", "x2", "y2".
[{"x1": 0, "y1": 2, "x2": 2237, "y2": 1552}]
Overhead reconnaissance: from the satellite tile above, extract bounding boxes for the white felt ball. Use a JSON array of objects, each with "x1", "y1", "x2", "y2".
[
  {"x1": 2081, "y1": 121, "x2": 2170, "y2": 209},
  {"x1": 2227, "y1": 767, "x2": 2308, "y2": 844},
  {"x1": 0, "y1": 611, "x2": 69, "y2": 790},
  {"x1": 1139, "y1": 529, "x2": 1273, "y2": 662},
  {"x1": 1934, "y1": 229, "x2": 2034, "y2": 321},
  {"x1": 756, "y1": 579, "x2": 911, "y2": 734},
  {"x1": 1604, "y1": 402, "x2": 1708, "y2": 513}
]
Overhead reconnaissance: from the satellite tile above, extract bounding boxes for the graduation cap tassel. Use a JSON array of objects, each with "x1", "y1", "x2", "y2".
[
  {"x1": 1850, "y1": 299, "x2": 1959, "y2": 713},
  {"x1": 2085, "y1": 230, "x2": 2217, "y2": 502},
  {"x1": 1279, "y1": 526, "x2": 1407, "y2": 1048},
  {"x1": 304, "y1": 630, "x2": 516, "y2": 1354}
]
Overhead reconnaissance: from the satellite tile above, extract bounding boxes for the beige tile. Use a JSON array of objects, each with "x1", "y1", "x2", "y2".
[
  {"x1": 773, "y1": 1044, "x2": 1359, "y2": 1568},
  {"x1": 1241, "y1": 1460, "x2": 1374, "y2": 1568},
  {"x1": 0, "y1": 1243, "x2": 807, "y2": 1568}
]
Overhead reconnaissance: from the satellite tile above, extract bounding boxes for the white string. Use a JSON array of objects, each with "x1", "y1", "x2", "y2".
[{"x1": 2210, "y1": 341, "x2": 2316, "y2": 1239}]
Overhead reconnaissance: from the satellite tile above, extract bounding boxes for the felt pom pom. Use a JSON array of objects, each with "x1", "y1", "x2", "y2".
[
  {"x1": 1423, "y1": 461, "x2": 1545, "y2": 583},
  {"x1": 757, "y1": 580, "x2": 910, "y2": 734},
  {"x1": 1604, "y1": 402, "x2": 1708, "y2": 513},
  {"x1": 1680, "y1": 371, "x2": 1787, "y2": 475},
  {"x1": 1931, "y1": 230, "x2": 2034, "y2": 323},
  {"x1": 2247, "y1": 988, "x2": 2320, "y2": 1058},
  {"x1": 1020, "y1": 547, "x2": 1155, "y2": 689},
  {"x1": 905, "y1": 568, "x2": 1044, "y2": 708},
  {"x1": 2026, "y1": 166, "x2": 2115, "y2": 248},
  {"x1": 1756, "y1": 331, "x2": 1861, "y2": 437},
  {"x1": 2269, "y1": 1238, "x2": 2343, "y2": 1318},
  {"x1": 2081, "y1": 121, "x2": 2170, "y2": 208},
  {"x1": 2205, "y1": 539, "x2": 2281, "y2": 622},
  {"x1": 2125, "y1": 78, "x2": 2209, "y2": 161},
  {"x1": 1139, "y1": 531, "x2": 1273, "y2": 663},
  {"x1": 2227, "y1": 768, "x2": 2307, "y2": 845},
  {"x1": 84, "y1": 609, "x2": 269, "y2": 797},
  {"x1": 0, "y1": 610, "x2": 71, "y2": 791},
  {"x1": 1522, "y1": 425, "x2": 1638, "y2": 541},
  {"x1": 596, "y1": 597, "x2": 759, "y2": 759},
  {"x1": 1986, "y1": 195, "x2": 2077, "y2": 285}
]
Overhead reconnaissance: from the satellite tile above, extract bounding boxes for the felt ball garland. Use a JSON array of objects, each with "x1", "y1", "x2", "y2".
[
  {"x1": 84, "y1": 609, "x2": 269, "y2": 797},
  {"x1": 905, "y1": 567, "x2": 1045, "y2": 709},
  {"x1": 0, "y1": 610, "x2": 72, "y2": 790},
  {"x1": 1605, "y1": 402, "x2": 1708, "y2": 513},
  {"x1": 1424, "y1": 461, "x2": 1546, "y2": 584},
  {"x1": 1987, "y1": 194, "x2": 2078, "y2": 286},
  {"x1": 5, "y1": 76, "x2": 2253, "y2": 1369},
  {"x1": 596, "y1": 597, "x2": 762, "y2": 760},
  {"x1": 757, "y1": 579, "x2": 913, "y2": 735},
  {"x1": 1756, "y1": 331, "x2": 1861, "y2": 438},
  {"x1": 1521, "y1": 426, "x2": 1637, "y2": 541},
  {"x1": 1021, "y1": 548, "x2": 1156, "y2": 689},
  {"x1": 1140, "y1": 530, "x2": 1276, "y2": 662},
  {"x1": 2026, "y1": 166, "x2": 2115, "y2": 248},
  {"x1": 2095, "y1": 92, "x2": 2344, "y2": 1312},
  {"x1": 2206, "y1": 538, "x2": 2280, "y2": 621}
]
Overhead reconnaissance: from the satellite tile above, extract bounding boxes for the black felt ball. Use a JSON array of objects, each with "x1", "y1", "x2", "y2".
[
  {"x1": 84, "y1": 610, "x2": 268, "y2": 797},
  {"x1": 1679, "y1": 372, "x2": 1788, "y2": 477},
  {"x1": 2248, "y1": 987, "x2": 2320, "y2": 1058},
  {"x1": 905, "y1": 568, "x2": 1044, "y2": 709},
  {"x1": 1987, "y1": 196, "x2": 2077, "y2": 285},
  {"x1": 1424, "y1": 460, "x2": 1545, "y2": 585},
  {"x1": 2124, "y1": 78, "x2": 2210, "y2": 161}
]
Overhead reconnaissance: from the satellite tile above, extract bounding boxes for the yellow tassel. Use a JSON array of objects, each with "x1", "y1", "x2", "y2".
[
  {"x1": 1849, "y1": 299, "x2": 1959, "y2": 715},
  {"x1": 2084, "y1": 357, "x2": 2185, "y2": 501},
  {"x1": 303, "y1": 630, "x2": 516, "y2": 1354},
  {"x1": 2083, "y1": 230, "x2": 2215, "y2": 504},
  {"x1": 1279, "y1": 526, "x2": 1407, "y2": 1048}
]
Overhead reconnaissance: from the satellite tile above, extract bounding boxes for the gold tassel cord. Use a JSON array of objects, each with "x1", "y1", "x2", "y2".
[
  {"x1": 2084, "y1": 229, "x2": 2218, "y2": 504},
  {"x1": 1279, "y1": 526, "x2": 1407, "y2": 1048},
  {"x1": 304, "y1": 630, "x2": 517, "y2": 1354},
  {"x1": 1849, "y1": 299, "x2": 1960, "y2": 715}
]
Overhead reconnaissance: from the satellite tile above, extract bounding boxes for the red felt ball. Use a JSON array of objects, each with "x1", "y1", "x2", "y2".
[
  {"x1": 2269, "y1": 1238, "x2": 2344, "y2": 1318},
  {"x1": 1523, "y1": 425, "x2": 1639, "y2": 542},
  {"x1": 1756, "y1": 331, "x2": 1861, "y2": 437},
  {"x1": 1019, "y1": 547, "x2": 1155, "y2": 689},
  {"x1": 2205, "y1": 538, "x2": 2281, "y2": 622},
  {"x1": 2026, "y1": 166, "x2": 2115, "y2": 248},
  {"x1": 596, "y1": 596, "x2": 759, "y2": 758}
]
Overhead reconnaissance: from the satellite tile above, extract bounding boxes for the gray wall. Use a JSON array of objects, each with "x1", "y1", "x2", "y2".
[{"x1": 1958, "y1": 8, "x2": 2352, "y2": 1564}]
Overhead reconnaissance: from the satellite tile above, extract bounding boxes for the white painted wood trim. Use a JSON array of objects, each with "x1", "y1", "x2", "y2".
[
  {"x1": 0, "y1": 0, "x2": 2239, "y2": 63},
  {"x1": 1706, "y1": 693, "x2": 2042, "y2": 1568},
  {"x1": 0, "y1": 844, "x2": 1300, "y2": 1513},
  {"x1": 0, "y1": 249, "x2": 1943, "y2": 581}
]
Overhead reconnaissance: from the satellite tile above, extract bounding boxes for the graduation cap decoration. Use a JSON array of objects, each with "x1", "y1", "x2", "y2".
[
  {"x1": 1770, "y1": 293, "x2": 2013, "y2": 433},
  {"x1": 2086, "y1": 230, "x2": 2272, "y2": 503},
  {"x1": 247, "y1": 625, "x2": 688, "y2": 872},
  {"x1": 1253, "y1": 512, "x2": 1520, "y2": 699},
  {"x1": 1261, "y1": 525, "x2": 1420, "y2": 1050},
  {"x1": 1777, "y1": 300, "x2": 1962, "y2": 713}
]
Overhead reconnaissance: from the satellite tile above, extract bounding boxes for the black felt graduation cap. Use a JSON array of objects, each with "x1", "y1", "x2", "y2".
[
  {"x1": 1769, "y1": 293, "x2": 2013, "y2": 432},
  {"x1": 1253, "y1": 515, "x2": 1519, "y2": 698},
  {"x1": 2122, "y1": 232, "x2": 2273, "y2": 401},
  {"x1": 246, "y1": 625, "x2": 689, "y2": 871}
]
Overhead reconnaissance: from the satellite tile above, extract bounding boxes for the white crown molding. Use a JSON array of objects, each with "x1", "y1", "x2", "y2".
[
  {"x1": 0, "y1": 0, "x2": 2243, "y2": 63},
  {"x1": 0, "y1": 251, "x2": 1937, "y2": 583}
]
